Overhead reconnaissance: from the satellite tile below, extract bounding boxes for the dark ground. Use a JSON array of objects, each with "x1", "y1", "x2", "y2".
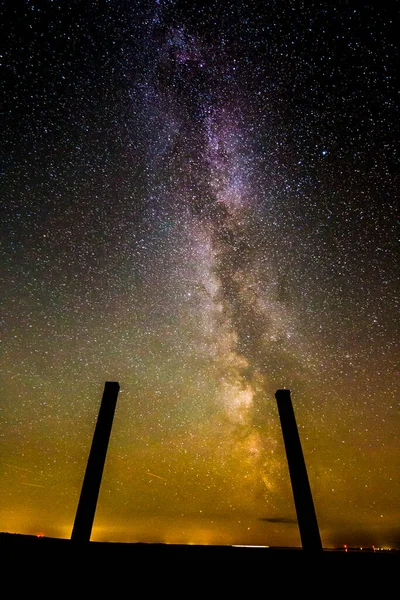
[
  {"x1": 3, "y1": 535, "x2": 398, "y2": 591},
  {"x1": 2, "y1": 532, "x2": 398, "y2": 564}
]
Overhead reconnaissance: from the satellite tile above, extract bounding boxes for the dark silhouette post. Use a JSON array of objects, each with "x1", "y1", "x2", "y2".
[
  {"x1": 275, "y1": 389, "x2": 323, "y2": 552},
  {"x1": 71, "y1": 381, "x2": 120, "y2": 542}
]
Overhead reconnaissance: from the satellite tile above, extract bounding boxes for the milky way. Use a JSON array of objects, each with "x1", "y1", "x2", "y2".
[{"x1": 1, "y1": 1, "x2": 399, "y2": 547}]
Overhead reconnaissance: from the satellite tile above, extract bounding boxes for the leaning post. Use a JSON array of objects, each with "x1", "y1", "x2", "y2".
[
  {"x1": 71, "y1": 381, "x2": 120, "y2": 542},
  {"x1": 275, "y1": 389, "x2": 323, "y2": 552}
]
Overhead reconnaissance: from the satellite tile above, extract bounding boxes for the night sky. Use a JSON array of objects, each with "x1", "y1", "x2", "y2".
[{"x1": 1, "y1": 0, "x2": 399, "y2": 548}]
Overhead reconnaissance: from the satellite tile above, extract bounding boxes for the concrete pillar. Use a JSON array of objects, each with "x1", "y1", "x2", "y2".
[
  {"x1": 275, "y1": 389, "x2": 322, "y2": 552},
  {"x1": 71, "y1": 382, "x2": 120, "y2": 542}
]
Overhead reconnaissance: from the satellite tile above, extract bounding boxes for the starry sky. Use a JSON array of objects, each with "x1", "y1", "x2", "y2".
[{"x1": 1, "y1": 0, "x2": 399, "y2": 548}]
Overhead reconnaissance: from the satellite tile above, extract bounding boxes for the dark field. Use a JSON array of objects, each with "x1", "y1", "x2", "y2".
[{"x1": 2, "y1": 532, "x2": 398, "y2": 565}]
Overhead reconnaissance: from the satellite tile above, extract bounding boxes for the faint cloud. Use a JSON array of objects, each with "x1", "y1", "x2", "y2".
[{"x1": 259, "y1": 517, "x2": 297, "y2": 524}]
